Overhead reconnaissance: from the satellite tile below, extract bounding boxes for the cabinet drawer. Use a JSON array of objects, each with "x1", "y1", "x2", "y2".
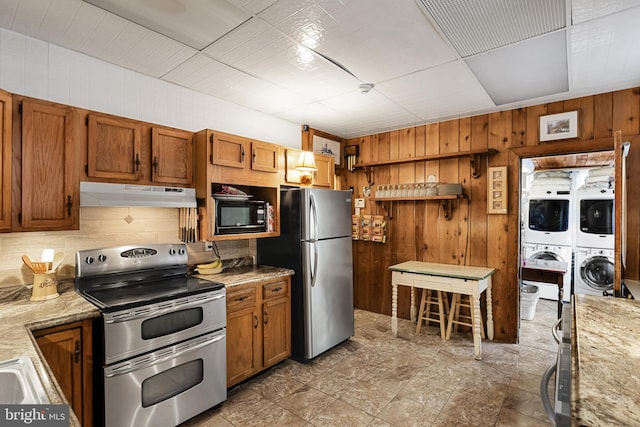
[
  {"x1": 262, "y1": 280, "x2": 289, "y2": 300},
  {"x1": 227, "y1": 286, "x2": 256, "y2": 312}
]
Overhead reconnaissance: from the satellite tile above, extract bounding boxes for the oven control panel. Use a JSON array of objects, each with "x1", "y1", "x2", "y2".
[{"x1": 76, "y1": 243, "x2": 188, "y2": 277}]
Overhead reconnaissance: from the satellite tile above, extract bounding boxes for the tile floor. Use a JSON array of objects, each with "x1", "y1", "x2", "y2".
[{"x1": 186, "y1": 299, "x2": 558, "y2": 426}]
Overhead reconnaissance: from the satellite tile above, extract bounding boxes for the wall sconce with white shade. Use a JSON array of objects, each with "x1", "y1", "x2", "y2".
[{"x1": 295, "y1": 151, "x2": 317, "y2": 185}]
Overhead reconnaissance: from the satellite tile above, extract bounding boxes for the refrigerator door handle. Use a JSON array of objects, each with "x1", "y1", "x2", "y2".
[
  {"x1": 310, "y1": 241, "x2": 318, "y2": 287},
  {"x1": 309, "y1": 192, "x2": 318, "y2": 241}
]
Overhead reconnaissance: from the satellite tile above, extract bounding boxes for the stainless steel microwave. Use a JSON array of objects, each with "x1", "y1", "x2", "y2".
[{"x1": 214, "y1": 199, "x2": 267, "y2": 235}]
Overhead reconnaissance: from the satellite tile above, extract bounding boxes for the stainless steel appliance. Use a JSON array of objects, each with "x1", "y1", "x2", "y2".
[
  {"x1": 258, "y1": 188, "x2": 354, "y2": 361},
  {"x1": 213, "y1": 197, "x2": 267, "y2": 235},
  {"x1": 75, "y1": 244, "x2": 226, "y2": 427},
  {"x1": 541, "y1": 303, "x2": 572, "y2": 426}
]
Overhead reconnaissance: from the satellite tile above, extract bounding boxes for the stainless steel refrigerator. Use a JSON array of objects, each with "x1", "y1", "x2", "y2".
[{"x1": 257, "y1": 187, "x2": 354, "y2": 362}]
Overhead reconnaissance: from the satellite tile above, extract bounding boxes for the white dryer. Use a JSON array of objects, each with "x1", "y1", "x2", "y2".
[
  {"x1": 574, "y1": 247, "x2": 614, "y2": 296},
  {"x1": 523, "y1": 189, "x2": 573, "y2": 246},
  {"x1": 575, "y1": 187, "x2": 614, "y2": 249},
  {"x1": 522, "y1": 243, "x2": 572, "y2": 301}
]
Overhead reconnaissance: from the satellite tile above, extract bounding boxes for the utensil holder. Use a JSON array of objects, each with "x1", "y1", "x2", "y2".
[{"x1": 30, "y1": 272, "x2": 59, "y2": 301}]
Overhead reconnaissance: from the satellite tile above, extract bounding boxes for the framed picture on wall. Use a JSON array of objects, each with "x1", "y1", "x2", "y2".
[
  {"x1": 313, "y1": 135, "x2": 341, "y2": 167},
  {"x1": 539, "y1": 111, "x2": 579, "y2": 141}
]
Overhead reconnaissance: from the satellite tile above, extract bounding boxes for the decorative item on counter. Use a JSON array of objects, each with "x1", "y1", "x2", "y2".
[
  {"x1": 352, "y1": 214, "x2": 361, "y2": 240},
  {"x1": 371, "y1": 215, "x2": 387, "y2": 243},
  {"x1": 23, "y1": 251, "x2": 63, "y2": 301}
]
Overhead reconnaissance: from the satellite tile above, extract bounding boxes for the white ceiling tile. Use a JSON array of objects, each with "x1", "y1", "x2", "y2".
[
  {"x1": 0, "y1": 0, "x2": 19, "y2": 28},
  {"x1": 570, "y1": 7, "x2": 640, "y2": 91},
  {"x1": 228, "y1": 0, "x2": 279, "y2": 14},
  {"x1": 85, "y1": 0, "x2": 251, "y2": 49},
  {"x1": 58, "y1": 2, "x2": 108, "y2": 51},
  {"x1": 276, "y1": 101, "x2": 362, "y2": 133},
  {"x1": 271, "y1": 0, "x2": 458, "y2": 83},
  {"x1": 466, "y1": 31, "x2": 569, "y2": 106},
  {"x1": 377, "y1": 61, "x2": 495, "y2": 122},
  {"x1": 572, "y1": 0, "x2": 640, "y2": 25},
  {"x1": 37, "y1": 0, "x2": 83, "y2": 42},
  {"x1": 9, "y1": 0, "x2": 48, "y2": 35}
]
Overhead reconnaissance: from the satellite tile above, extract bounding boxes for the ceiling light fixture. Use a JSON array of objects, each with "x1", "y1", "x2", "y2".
[{"x1": 359, "y1": 83, "x2": 375, "y2": 94}]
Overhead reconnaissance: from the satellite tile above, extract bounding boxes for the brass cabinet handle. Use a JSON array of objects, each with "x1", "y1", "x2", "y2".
[
  {"x1": 253, "y1": 314, "x2": 258, "y2": 328},
  {"x1": 264, "y1": 309, "x2": 269, "y2": 325},
  {"x1": 135, "y1": 153, "x2": 141, "y2": 171},
  {"x1": 153, "y1": 156, "x2": 159, "y2": 175},
  {"x1": 271, "y1": 287, "x2": 282, "y2": 292},
  {"x1": 74, "y1": 340, "x2": 81, "y2": 363},
  {"x1": 66, "y1": 196, "x2": 73, "y2": 216},
  {"x1": 241, "y1": 147, "x2": 245, "y2": 162}
]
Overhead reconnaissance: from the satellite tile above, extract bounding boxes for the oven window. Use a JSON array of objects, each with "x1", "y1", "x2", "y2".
[
  {"x1": 141, "y1": 359, "x2": 203, "y2": 407},
  {"x1": 528, "y1": 199, "x2": 570, "y2": 232},
  {"x1": 580, "y1": 199, "x2": 614, "y2": 234},
  {"x1": 141, "y1": 308, "x2": 203, "y2": 340}
]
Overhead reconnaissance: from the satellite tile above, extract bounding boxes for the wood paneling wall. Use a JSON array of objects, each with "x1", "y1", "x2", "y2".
[{"x1": 345, "y1": 88, "x2": 640, "y2": 343}]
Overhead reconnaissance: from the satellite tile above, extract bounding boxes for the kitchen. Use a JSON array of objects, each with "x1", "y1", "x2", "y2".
[{"x1": 1, "y1": 0, "x2": 640, "y2": 426}]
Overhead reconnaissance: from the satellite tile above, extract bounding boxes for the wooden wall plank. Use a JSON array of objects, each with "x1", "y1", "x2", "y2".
[
  {"x1": 593, "y1": 92, "x2": 613, "y2": 139},
  {"x1": 469, "y1": 115, "x2": 488, "y2": 267},
  {"x1": 612, "y1": 88, "x2": 640, "y2": 136},
  {"x1": 458, "y1": 118, "x2": 471, "y2": 265},
  {"x1": 564, "y1": 96, "x2": 594, "y2": 140}
]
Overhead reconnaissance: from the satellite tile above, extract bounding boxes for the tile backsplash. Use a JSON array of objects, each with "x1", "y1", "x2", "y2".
[{"x1": 0, "y1": 207, "x2": 254, "y2": 288}]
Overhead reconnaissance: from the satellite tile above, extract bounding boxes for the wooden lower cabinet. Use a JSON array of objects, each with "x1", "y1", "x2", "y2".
[
  {"x1": 33, "y1": 319, "x2": 93, "y2": 427},
  {"x1": 226, "y1": 276, "x2": 291, "y2": 387}
]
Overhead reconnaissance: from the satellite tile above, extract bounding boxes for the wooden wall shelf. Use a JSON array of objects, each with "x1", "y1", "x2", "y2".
[
  {"x1": 373, "y1": 194, "x2": 466, "y2": 220},
  {"x1": 355, "y1": 148, "x2": 497, "y2": 179}
]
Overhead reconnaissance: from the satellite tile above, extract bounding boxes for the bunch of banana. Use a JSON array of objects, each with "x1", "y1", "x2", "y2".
[{"x1": 196, "y1": 257, "x2": 223, "y2": 275}]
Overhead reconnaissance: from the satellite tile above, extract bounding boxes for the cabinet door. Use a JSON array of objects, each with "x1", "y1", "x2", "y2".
[
  {"x1": 262, "y1": 296, "x2": 290, "y2": 367},
  {"x1": 151, "y1": 127, "x2": 193, "y2": 185},
  {"x1": 251, "y1": 140, "x2": 279, "y2": 173},
  {"x1": 211, "y1": 133, "x2": 248, "y2": 169},
  {"x1": 21, "y1": 101, "x2": 78, "y2": 230},
  {"x1": 35, "y1": 328, "x2": 83, "y2": 420},
  {"x1": 0, "y1": 90, "x2": 11, "y2": 232},
  {"x1": 226, "y1": 307, "x2": 261, "y2": 387},
  {"x1": 87, "y1": 114, "x2": 142, "y2": 181},
  {"x1": 313, "y1": 153, "x2": 334, "y2": 188}
]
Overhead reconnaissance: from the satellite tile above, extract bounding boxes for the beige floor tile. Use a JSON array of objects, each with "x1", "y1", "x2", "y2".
[
  {"x1": 308, "y1": 399, "x2": 374, "y2": 427},
  {"x1": 376, "y1": 395, "x2": 440, "y2": 427},
  {"x1": 274, "y1": 385, "x2": 336, "y2": 422},
  {"x1": 339, "y1": 378, "x2": 398, "y2": 416},
  {"x1": 496, "y1": 407, "x2": 552, "y2": 426}
]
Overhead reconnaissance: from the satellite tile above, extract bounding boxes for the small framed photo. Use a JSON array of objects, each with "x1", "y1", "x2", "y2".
[
  {"x1": 313, "y1": 135, "x2": 341, "y2": 167},
  {"x1": 539, "y1": 111, "x2": 579, "y2": 142}
]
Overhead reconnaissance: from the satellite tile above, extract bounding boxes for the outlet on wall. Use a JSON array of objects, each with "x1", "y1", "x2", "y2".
[
  {"x1": 354, "y1": 198, "x2": 365, "y2": 208},
  {"x1": 205, "y1": 241, "x2": 214, "y2": 251}
]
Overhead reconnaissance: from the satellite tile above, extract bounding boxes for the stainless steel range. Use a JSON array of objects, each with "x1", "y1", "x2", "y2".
[{"x1": 75, "y1": 244, "x2": 226, "y2": 427}]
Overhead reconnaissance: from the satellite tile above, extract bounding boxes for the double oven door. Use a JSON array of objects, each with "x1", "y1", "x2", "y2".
[{"x1": 101, "y1": 287, "x2": 226, "y2": 427}]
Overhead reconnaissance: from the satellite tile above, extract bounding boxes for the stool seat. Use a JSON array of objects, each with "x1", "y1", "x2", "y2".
[
  {"x1": 446, "y1": 293, "x2": 485, "y2": 340},
  {"x1": 416, "y1": 289, "x2": 449, "y2": 339}
]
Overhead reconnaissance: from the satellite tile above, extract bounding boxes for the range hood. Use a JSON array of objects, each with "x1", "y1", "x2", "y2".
[{"x1": 80, "y1": 182, "x2": 197, "y2": 208}]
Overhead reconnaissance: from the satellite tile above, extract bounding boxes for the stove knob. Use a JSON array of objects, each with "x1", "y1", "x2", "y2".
[
  {"x1": 98, "y1": 254, "x2": 107, "y2": 263},
  {"x1": 85, "y1": 256, "x2": 94, "y2": 265},
  {"x1": 169, "y1": 248, "x2": 176, "y2": 255},
  {"x1": 178, "y1": 248, "x2": 186, "y2": 255}
]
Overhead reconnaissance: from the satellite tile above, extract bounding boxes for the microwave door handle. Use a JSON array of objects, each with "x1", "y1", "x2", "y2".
[{"x1": 105, "y1": 333, "x2": 225, "y2": 377}]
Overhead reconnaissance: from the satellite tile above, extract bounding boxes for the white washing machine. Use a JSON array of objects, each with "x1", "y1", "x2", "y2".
[
  {"x1": 522, "y1": 243, "x2": 572, "y2": 301},
  {"x1": 575, "y1": 187, "x2": 614, "y2": 249},
  {"x1": 574, "y1": 247, "x2": 614, "y2": 296},
  {"x1": 523, "y1": 189, "x2": 573, "y2": 246}
]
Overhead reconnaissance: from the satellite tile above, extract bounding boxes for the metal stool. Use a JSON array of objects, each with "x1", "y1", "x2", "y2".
[
  {"x1": 416, "y1": 289, "x2": 449, "y2": 339},
  {"x1": 446, "y1": 293, "x2": 485, "y2": 340}
]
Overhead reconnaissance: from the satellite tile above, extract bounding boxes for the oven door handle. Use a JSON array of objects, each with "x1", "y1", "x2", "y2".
[
  {"x1": 104, "y1": 333, "x2": 225, "y2": 377},
  {"x1": 104, "y1": 293, "x2": 225, "y2": 324},
  {"x1": 551, "y1": 316, "x2": 562, "y2": 344},
  {"x1": 540, "y1": 362, "x2": 558, "y2": 426}
]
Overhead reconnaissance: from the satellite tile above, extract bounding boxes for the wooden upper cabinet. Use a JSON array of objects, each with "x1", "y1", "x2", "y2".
[
  {"x1": 312, "y1": 153, "x2": 334, "y2": 188},
  {"x1": 0, "y1": 90, "x2": 11, "y2": 232},
  {"x1": 20, "y1": 101, "x2": 79, "y2": 231},
  {"x1": 251, "y1": 140, "x2": 278, "y2": 173},
  {"x1": 87, "y1": 114, "x2": 142, "y2": 181},
  {"x1": 211, "y1": 133, "x2": 248, "y2": 169},
  {"x1": 151, "y1": 127, "x2": 193, "y2": 185}
]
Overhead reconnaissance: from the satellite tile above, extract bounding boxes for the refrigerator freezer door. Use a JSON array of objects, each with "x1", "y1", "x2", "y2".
[
  {"x1": 302, "y1": 189, "x2": 352, "y2": 241},
  {"x1": 302, "y1": 237, "x2": 354, "y2": 359}
]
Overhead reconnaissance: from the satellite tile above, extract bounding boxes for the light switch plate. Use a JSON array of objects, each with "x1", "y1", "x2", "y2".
[{"x1": 355, "y1": 198, "x2": 365, "y2": 208}]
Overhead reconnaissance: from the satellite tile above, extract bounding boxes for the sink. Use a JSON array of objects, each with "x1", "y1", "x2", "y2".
[{"x1": 0, "y1": 357, "x2": 49, "y2": 404}]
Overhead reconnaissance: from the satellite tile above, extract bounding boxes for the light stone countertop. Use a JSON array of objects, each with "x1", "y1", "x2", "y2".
[
  {"x1": 0, "y1": 281, "x2": 99, "y2": 427},
  {"x1": 572, "y1": 294, "x2": 640, "y2": 426},
  {"x1": 0, "y1": 264, "x2": 293, "y2": 426}
]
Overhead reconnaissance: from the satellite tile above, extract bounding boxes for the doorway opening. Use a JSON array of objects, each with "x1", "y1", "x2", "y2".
[{"x1": 518, "y1": 151, "x2": 615, "y2": 346}]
